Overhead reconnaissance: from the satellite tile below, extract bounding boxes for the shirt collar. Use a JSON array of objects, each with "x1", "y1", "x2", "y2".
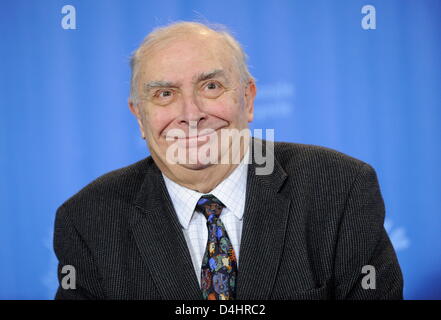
[{"x1": 162, "y1": 149, "x2": 249, "y2": 229}]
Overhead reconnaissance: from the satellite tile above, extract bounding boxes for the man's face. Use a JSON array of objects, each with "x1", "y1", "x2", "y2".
[{"x1": 130, "y1": 33, "x2": 256, "y2": 171}]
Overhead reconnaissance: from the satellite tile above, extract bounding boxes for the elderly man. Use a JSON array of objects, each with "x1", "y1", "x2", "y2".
[{"x1": 54, "y1": 22, "x2": 403, "y2": 300}]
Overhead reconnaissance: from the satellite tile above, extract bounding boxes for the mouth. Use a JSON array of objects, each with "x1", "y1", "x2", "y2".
[
  {"x1": 181, "y1": 131, "x2": 216, "y2": 141},
  {"x1": 166, "y1": 127, "x2": 224, "y2": 148}
]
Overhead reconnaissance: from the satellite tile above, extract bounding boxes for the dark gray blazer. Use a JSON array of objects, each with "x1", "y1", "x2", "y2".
[{"x1": 53, "y1": 141, "x2": 403, "y2": 300}]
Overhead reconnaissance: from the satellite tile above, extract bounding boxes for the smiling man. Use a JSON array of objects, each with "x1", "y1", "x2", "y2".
[
  {"x1": 54, "y1": 21, "x2": 403, "y2": 300},
  {"x1": 128, "y1": 24, "x2": 255, "y2": 193}
]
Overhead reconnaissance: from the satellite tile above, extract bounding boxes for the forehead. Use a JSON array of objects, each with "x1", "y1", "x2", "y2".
[{"x1": 138, "y1": 34, "x2": 238, "y2": 82}]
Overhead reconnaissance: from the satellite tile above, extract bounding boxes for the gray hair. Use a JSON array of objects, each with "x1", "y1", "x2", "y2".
[{"x1": 129, "y1": 21, "x2": 254, "y2": 105}]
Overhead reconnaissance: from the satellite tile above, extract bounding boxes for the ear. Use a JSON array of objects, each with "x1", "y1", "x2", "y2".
[
  {"x1": 244, "y1": 79, "x2": 256, "y2": 123},
  {"x1": 128, "y1": 99, "x2": 146, "y2": 139}
]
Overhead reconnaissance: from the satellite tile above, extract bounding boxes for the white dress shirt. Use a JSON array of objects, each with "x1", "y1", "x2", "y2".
[{"x1": 162, "y1": 150, "x2": 249, "y2": 286}]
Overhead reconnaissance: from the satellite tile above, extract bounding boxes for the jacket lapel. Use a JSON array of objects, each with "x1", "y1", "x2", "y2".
[
  {"x1": 236, "y1": 139, "x2": 291, "y2": 299},
  {"x1": 130, "y1": 158, "x2": 202, "y2": 300},
  {"x1": 129, "y1": 138, "x2": 294, "y2": 300}
]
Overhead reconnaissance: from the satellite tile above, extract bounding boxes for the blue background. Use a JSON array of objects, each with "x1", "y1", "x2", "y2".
[{"x1": 1, "y1": 0, "x2": 440, "y2": 299}]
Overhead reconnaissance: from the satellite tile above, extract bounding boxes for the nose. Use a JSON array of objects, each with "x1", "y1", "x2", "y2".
[{"x1": 177, "y1": 91, "x2": 207, "y2": 128}]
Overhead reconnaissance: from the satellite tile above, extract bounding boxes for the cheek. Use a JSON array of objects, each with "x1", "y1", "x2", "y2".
[
  {"x1": 144, "y1": 107, "x2": 175, "y2": 138},
  {"x1": 206, "y1": 94, "x2": 245, "y2": 121}
]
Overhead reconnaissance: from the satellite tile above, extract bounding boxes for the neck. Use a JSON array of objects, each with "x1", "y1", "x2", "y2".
[
  {"x1": 154, "y1": 142, "x2": 249, "y2": 194},
  {"x1": 162, "y1": 163, "x2": 239, "y2": 193}
]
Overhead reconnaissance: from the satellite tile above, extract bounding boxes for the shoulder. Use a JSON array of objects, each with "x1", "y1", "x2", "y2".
[
  {"x1": 272, "y1": 141, "x2": 377, "y2": 188},
  {"x1": 274, "y1": 141, "x2": 366, "y2": 168},
  {"x1": 55, "y1": 157, "x2": 153, "y2": 224}
]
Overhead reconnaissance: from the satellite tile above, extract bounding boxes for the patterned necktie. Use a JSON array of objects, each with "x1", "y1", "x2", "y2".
[{"x1": 196, "y1": 194, "x2": 238, "y2": 300}]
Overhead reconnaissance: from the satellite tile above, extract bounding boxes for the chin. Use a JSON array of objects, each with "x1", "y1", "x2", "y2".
[{"x1": 178, "y1": 162, "x2": 214, "y2": 170}]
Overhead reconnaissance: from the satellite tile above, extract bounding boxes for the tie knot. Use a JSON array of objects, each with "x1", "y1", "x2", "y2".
[{"x1": 196, "y1": 194, "x2": 225, "y2": 220}]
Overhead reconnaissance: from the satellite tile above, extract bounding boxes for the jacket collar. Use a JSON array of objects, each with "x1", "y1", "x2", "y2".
[
  {"x1": 130, "y1": 138, "x2": 291, "y2": 299},
  {"x1": 235, "y1": 138, "x2": 291, "y2": 299}
]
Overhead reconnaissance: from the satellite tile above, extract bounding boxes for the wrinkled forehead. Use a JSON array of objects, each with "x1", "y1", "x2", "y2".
[{"x1": 137, "y1": 33, "x2": 240, "y2": 82}]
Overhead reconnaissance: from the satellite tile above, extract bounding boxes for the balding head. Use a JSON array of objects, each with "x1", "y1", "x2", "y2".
[{"x1": 129, "y1": 21, "x2": 253, "y2": 104}]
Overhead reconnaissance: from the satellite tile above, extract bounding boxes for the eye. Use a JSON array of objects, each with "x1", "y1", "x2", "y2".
[
  {"x1": 206, "y1": 82, "x2": 218, "y2": 90},
  {"x1": 158, "y1": 90, "x2": 173, "y2": 98},
  {"x1": 201, "y1": 81, "x2": 224, "y2": 98},
  {"x1": 152, "y1": 89, "x2": 175, "y2": 105}
]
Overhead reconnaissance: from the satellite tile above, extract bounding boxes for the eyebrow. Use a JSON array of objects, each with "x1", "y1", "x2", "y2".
[
  {"x1": 144, "y1": 80, "x2": 180, "y2": 91},
  {"x1": 143, "y1": 69, "x2": 228, "y2": 93},
  {"x1": 194, "y1": 69, "x2": 227, "y2": 83}
]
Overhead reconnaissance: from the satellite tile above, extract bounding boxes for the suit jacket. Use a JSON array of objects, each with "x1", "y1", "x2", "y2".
[{"x1": 53, "y1": 140, "x2": 403, "y2": 300}]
